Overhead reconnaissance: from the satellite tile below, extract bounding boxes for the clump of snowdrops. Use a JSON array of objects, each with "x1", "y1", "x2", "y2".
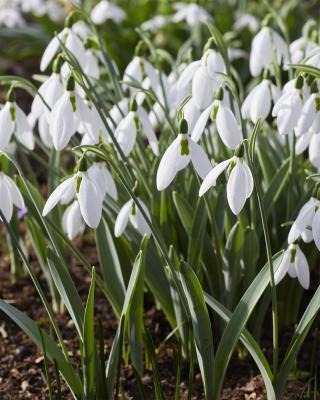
[{"x1": 1, "y1": 1, "x2": 320, "y2": 399}]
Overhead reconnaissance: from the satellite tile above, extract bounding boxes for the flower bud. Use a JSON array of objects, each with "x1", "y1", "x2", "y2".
[
  {"x1": 66, "y1": 75, "x2": 75, "y2": 91},
  {"x1": 295, "y1": 75, "x2": 304, "y2": 90},
  {"x1": 234, "y1": 142, "x2": 244, "y2": 158},
  {"x1": 179, "y1": 118, "x2": 188, "y2": 134},
  {"x1": 78, "y1": 156, "x2": 88, "y2": 172}
]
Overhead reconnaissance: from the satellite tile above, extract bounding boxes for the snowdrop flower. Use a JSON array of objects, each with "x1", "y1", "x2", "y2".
[
  {"x1": 233, "y1": 13, "x2": 260, "y2": 33},
  {"x1": 275, "y1": 244, "x2": 310, "y2": 289},
  {"x1": 0, "y1": 6, "x2": 24, "y2": 28},
  {"x1": 289, "y1": 37, "x2": 317, "y2": 65},
  {"x1": 40, "y1": 20, "x2": 87, "y2": 72},
  {"x1": 192, "y1": 48, "x2": 226, "y2": 110},
  {"x1": 287, "y1": 194, "x2": 320, "y2": 250},
  {"x1": 43, "y1": 159, "x2": 103, "y2": 229},
  {"x1": 0, "y1": 172, "x2": 25, "y2": 222},
  {"x1": 272, "y1": 76, "x2": 304, "y2": 135},
  {"x1": 0, "y1": 91, "x2": 34, "y2": 151},
  {"x1": 141, "y1": 15, "x2": 167, "y2": 32},
  {"x1": 156, "y1": 119, "x2": 212, "y2": 191},
  {"x1": 62, "y1": 200, "x2": 84, "y2": 240},
  {"x1": 115, "y1": 197, "x2": 151, "y2": 237},
  {"x1": 49, "y1": 76, "x2": 91, "y2": 150},
  {"x1": 115, "y1": 99, "x2": 159, "y2": 157},
  {"x1": 242, "y1": 79, "x2": 281, "y2": 123},
  {"x1": 250, "y1": 26, "x2": 288, "y2": 77},
  {"x1": 199, "y1": 146, "x2": 253, "y2": 215},
  {"x1": 295, "y1": 81, "x2": 320, "y2": 136},
  {"x1": 86, "y1": 162, "x2": 118, "y2": 200},
  {"x1": 172, "y1": 3, "x2": 211, "y2": 27},
  {"x1": 91, "y1": 0, "x2": 126, "y2": 25},
  {"x1": 77, "y1": 100, "x2": 106, "y2": 145},
  {"x1": 191, "y1": 88, "x2": 242, "y2": 150},
  {"x1": 123, "y1": 55, "x2": 158, "y2": 95}
]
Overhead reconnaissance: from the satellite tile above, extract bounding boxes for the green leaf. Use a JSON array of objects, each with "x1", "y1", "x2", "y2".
[
  {"x1": 106, "y1": 236, "x2": 149, "y2": 397},
  {"x1": 204, "y1": 293, "x2": 275, "y2": 400},
  {"x1": 249, "y1": 119, "x2": 262, "y2": 161},
  {"x1": 0, "y1": 300, "x2": 82, "y2": 397},
  {"x1": 212, "y1": 251, "x2": 283, "y2": 398},
  {"x1": 288, "y1": 64, "x2": 320, "y2": 78},
  {"x1": 47, "y1": 248, "x2": 84, "y2": 340},
  {"x1": 95, "y1": 218, "x2": 126, "y2": 318},
  {"x1": 188, "y1": 199, "x2": 207, "y2": 271},
  {"x1": 180, "y1": 261, "x2": 214, "y2": 399},
  {"x1": 276, "y1": 284, "x2": 320, "y2": 398},
  {"x1": 173, "y1": 191, "x2": 193, "y2": 234},
  {"x1": 144, "y1": 330, "x2": 165, "y2": 400},
  {"x1": 83, "y1": 268, "x2": 96, "y2": 398}
]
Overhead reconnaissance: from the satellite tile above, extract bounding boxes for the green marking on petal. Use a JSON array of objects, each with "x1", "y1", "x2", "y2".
[
  {"x1": 76, "y1": 175, "x2": 82, "y2": 193},
  {"x1": 131, "y1": 202, "x2": 136, "y2": 215},
  {"x1": 9, "y1": 104, "x2": 16, "y2": 122},
  {"x1": 70, "y1": 95, "x2": 77, "y2": 113},
  {"x1": 290, "y1": 247, "x2": 296, "y2": 263},
  {"x1": 180, "y1": 138, "x2": 189, "y2": 155}
]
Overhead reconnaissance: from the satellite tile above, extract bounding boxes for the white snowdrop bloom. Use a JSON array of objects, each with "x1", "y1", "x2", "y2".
[
  {"x1": 233, "y1": 13, "x2": 260, "y2": 33},
  {"x1": 296, "y1": 87, "x2": 320, "y2": 136},
  {"x1": 141, "y1": 15, "x2": 167, "y2": 32},
  {"x1": 0, "y1": 99, "x2": 34, "y2": 151},
  {"x1": 287, "y1": 195, "x2": 320, "y2": 249},
  {"x1": 123, "y1": 56, "x2": 158, "y2": 94},
  {"x1": 183, "y1": 98, "x2": 201, "y2": 133},
  {"x1": 176, "y1": 60, "x2": 201, "y2": 92},
  {"x1": 242, "y1": 79, "x2": 281, "y2": 123},
  {"x1": 275, "y1": 244, "x2": 310, "y2": 289},
  {"x1": 30, "y1": 71, "x2": 64, "y2": 125},
  {"x1": 91, "y1": 0, "x2": 126, "y2": 25},
  {"x1": 77, "y1": 100, "x2": 106, "y2": 144},
  {"x1": 43, "y1": 168, "x2": 103, "y2": 229},
  {"x1": 49, "y1": 78, "x2": 91, "y2": 150},
  {"x1": 87, "y1": 162, "x2": 118, "y2": 200},
  {"x1": 40, "y1": 26, "x2": 87, "y2": 72},
  {"x1": 191, "y1": 49, "x2": 226, "y2": 110},
  {"x1": 272, "y1": 77, "x2": 304, "y2": 135},
  {"x1": 0, "y1": 6, "x2": 24, "y2": 28},
  {"x1": 250, "y1": 26, "x2": 288, "y2": 77},
  {"x1": 289, "y1": 37, "x2": 317, "y2": 65},
  {"x1": 114, "y1": 198, "x2": 151, "y2": 237},
  {"x1": 156, "y1": 120, "x2": 211, "y2": 191},
  {"x1": 106, "y1": 98, "x2": 129, "y2": 131},
  {"x1": 309, "y1": 132, "x2": 320, "y2": 168},
  {"x1": 0, "y1": 172, "x2": 25, "y2": 222},
  {"x1": 83, "y1": 49, "x2": 100, "y2": 79},
  {"x1": 191, "y1": 89, "x2": 242, "y2": 149},
  {"x1": 62, "y1": 200, "x2": 84, "y2": 240},
  {"x1": 305, "y1": 47, "x2": 320, "y2": 68},
  {"x1": 199, "y1": 153, "x2": 253, "y2": 215},
  {"x1": 172, "y1": 3, "x2": 211, "y2": 27},
  {"x1": 115, "y1": 101, "x2": 159, "y2": 157},
  {"x1": 37, "y1": 114, "x2": 53, "y2": 148}
]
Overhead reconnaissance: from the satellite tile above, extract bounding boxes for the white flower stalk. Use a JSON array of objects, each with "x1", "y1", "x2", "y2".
[
  {"x1": 62, "y1": 200, "x2": 84, "y2": 240},
  {"x1": 241, "y1": 79, "x2": 281, "y2": 123},
  {"x1": 250, "y1": 26, "x2": 288, "y2": 77},
  {"x1": 49, "y1": 76, "x2": 91, "y2": 150},
  {"x1": 274, "y1": 244, "x2": 310, "y2": 289},
  {"x1": 0, "y1": 172, "x2": 25, "y2": 222},
  {"x1": 0, "y1": 91, "x2": 34, "y2": 151},
  {"x1": 90, "y1": 0, "x2": 126, "y2": 25},
  {"x1": 199, "y1": 147, "x2": 253, "y2": 215},
  {"x1": 42, "y1": 159, "x2": 103, "y2": 229},
  {"x1": 156, "y1": 119, "x2": 212, "y2": 191},
  {"x1": 191, "y1": 88, "x2": 242, "y2": 150},
  {"x1": 40, "y1": 20, "x2": 87, "y2": 72},
  {"x1": 172, "y1": 3, "x2": 211, "y2": 27},
  {"x1": 272, "y1": 76, "x2": 304, "y2": 135},
  {"x1": 114, "y1": 198, "x2": 151, "y2": 237},
  {"x1": 87, "y1": 162, "x2": 118, "y2": 201}
]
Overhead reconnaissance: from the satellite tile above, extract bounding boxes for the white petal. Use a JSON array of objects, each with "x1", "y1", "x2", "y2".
[
  {"x1": 156, "y1": 135, "x2": 190, "y2": 191},
  {"x1": 43, "y1": 177, "x2": 76, "y2": 216},
  {"x1": 295, "y1": 130, "x2": 312, "y2": 155},
  {"x1": 3, "y1": 175, "x2": 24, "y2": 208},
  {"x1": 312, "y1": 208, "x2": 320, "y2": 251},
  {"x1": 130, "y1": 199, "x2": 151, "y2": 237},
  {"x1": 40, "y1": 30, "x2": 67, "y2": 72},
  {"x1": 63, "y1": 201, "x2": 83, "y2": 240},
  {"x1": 242, "y1": 161, "x2": 254, "y2": 198},
  {"x1": 274, "y1": 250, "x2": 290, "y2": 285},
  {"x1": 227, "y1": 160, "x2": 247, "y2": 215},
  {"x1": 78, "y1": 174, "x2": 103, "y2": 229},
  {"x1": 295, "y1": 247, "x2": 310, "y2": 289},
  {"x1": 176, "y1": 61, "x2": 201, "y2": 92},
  {"x1": 192, "y1": 67, "x2": 216, "y2": 110},
  {"x1": 199, "y1": 158, "x2": 232, "y2": 196},
  {"x1": 115, "y1": 112, "x2": 137, "y2": 156},
  {"x1": 189, "y1": 140, "x2": 212, "y2": 179},
  {"x1": 191, "y1": 104, "x2": 212, "y2": 142},
  {"x1": 288, "y1": 200, "x2": 316, "y2": 243},
  {"x1": 114, "y1": 200, "x2": 132, "y2": 237},
  {"x1": 309, "y1": 133, "x2": 320, "y2": 168},
  {"x1": 138, "y1": 108, "x2": 159, "y2": 155},
  {"x1": 14, "y1": 104, "x2": 34, "y2": 150},
  {"x1": 216, "y1": 105, "x2": 242, "y2": 150},
  {"x1": 0, "y1": 102, "x2": 15, "y2": 150},
  {"x1": 296, "y1": 94, "x2": 317, "y2": 135},
  {"x1": 250, "y1": 80, "x2": 271, "y2": 122},
  {"x1": 0, "y1": 176, "x2": 13, "y2": 221}
]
